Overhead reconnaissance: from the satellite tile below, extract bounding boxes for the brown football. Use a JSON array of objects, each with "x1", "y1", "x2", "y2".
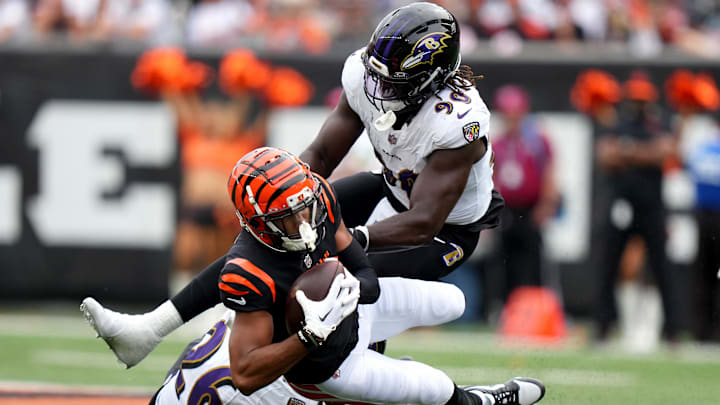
[{"x1": 285, "y1": 259, "x2": 345, "y2": 334}]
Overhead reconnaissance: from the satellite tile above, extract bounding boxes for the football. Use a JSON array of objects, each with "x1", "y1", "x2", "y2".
[{"x1": 285, "y1": 258, "x2": 345, "y2": 334}]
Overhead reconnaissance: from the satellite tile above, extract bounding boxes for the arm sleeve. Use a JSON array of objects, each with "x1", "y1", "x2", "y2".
[
  {"x1": 170, "y1": 255, "x2": 225, "y2": 322},
  {"x1": 337, "y1": 238, "x2": 380, "y2": 304}
]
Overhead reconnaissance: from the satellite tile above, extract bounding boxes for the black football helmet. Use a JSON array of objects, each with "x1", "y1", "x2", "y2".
[{"x1": 363, "y1": 2, "x2": 461, "y2": 114}]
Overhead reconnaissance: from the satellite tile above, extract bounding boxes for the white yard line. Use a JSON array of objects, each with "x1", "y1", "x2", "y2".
[
  {"x1": 441, "y1": 366, "x2": 636, "y2": 387},
  {"x1": 31, "y1": 349, "x2": 177, "y2": 373},
  {"x1": 0, "y1": 380, "x2": 155, "y2": 395}
]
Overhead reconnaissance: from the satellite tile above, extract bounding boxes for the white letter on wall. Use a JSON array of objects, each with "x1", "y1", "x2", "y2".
[{"x1": 27, "y1": 101, "x2": 176, "y2": 248}]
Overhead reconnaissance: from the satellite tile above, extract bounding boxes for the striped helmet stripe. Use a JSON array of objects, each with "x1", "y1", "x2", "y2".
[
  {"x1": 265, "y1": 173, "x2": 307, "y2": 208},
  {"x1": 239, "y1": 153, "x2": 292, "y2": 203}
]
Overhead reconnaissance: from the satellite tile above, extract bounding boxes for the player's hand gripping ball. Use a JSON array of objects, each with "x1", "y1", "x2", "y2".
[{"x1": 285, "y1": 259, "x2": 346, "y2": 334}]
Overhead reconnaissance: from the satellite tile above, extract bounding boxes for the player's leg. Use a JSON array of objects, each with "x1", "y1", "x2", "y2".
[
  {"x1": 331, "y1": 172, "x2": 385, "y2": 228},
  {"x1": 593, "y1": 218, "x2": 629, "y2": 342},
  {"x1": 367, "y1": 225, "x2": 480, "y2": 280},
  {"x1": 638, "y1": 206, "x2": 678, "y2": 340},
  {"x1": 366, "y1": 277, "x2": 466, "y2": 342},
  {"x1": 80, "y1": 255, "x2": 226, "y2": 368},
  {"x1": 313, "y1": 307, "x2": 544, "y2": 405}
]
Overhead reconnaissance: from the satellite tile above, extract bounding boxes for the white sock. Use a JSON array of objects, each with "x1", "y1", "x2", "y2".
[{"x1": 144, "y1": 300, "x2": 183, "y2": 338}]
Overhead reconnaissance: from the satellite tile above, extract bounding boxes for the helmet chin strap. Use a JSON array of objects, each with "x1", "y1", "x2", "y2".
[{"x1": 282, "y1": 221, "x2": 317, "y2": 252}]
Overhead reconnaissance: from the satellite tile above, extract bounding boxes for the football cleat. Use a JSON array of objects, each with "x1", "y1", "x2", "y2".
[
  {"x1": 80, "y1": 297, "x2": 162, "y2": 368},
  {"x1": 464, "y1": 377, "x2": 545, "y2": 405}
]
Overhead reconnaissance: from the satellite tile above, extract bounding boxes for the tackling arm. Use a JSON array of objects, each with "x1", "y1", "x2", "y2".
[
  {"x1": 299, "y1": 92, "x2": 365, "y2": 178},
  {"x1": 336, "y1": 220, "x2": 380, "y2": 304},
  {"x1": 367, "y1": 140, "x2": 486, "y2": 247}
]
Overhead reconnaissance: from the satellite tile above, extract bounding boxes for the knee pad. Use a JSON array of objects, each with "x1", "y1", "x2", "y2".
[{"x1": 430, "y1": 283, "x2": 466, "y2": 322}]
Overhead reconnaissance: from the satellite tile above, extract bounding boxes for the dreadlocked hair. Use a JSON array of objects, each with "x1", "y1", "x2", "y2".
[{"x1": 448, "y1": 65, "x2": 483, "y2": 91}]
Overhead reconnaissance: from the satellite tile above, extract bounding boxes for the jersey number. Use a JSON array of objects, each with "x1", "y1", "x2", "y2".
[
  {"x1": 176, "y1": 320, "x2": 235, "y2": 404},
  {"x1": 383, "y1": 168, "x2": 419, "y2": 198},
  {"x1": 433, "y1": 91, "x2": 470, "y2": 114}
]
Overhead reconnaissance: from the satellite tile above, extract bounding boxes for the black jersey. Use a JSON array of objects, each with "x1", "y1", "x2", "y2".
[{"x1": 218, "y1": 175, "x2": 358, "y2": 384}]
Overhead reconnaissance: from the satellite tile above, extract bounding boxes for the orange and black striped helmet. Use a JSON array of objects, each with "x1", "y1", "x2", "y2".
[{"x1": 227, "y1": 147, "x2": 326, "y2": 252}]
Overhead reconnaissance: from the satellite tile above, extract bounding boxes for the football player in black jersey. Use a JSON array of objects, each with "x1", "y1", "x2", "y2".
[
  {"x1": 139, "y1": 147, "x2": 543, "y2": 404},
  {"x1": 81, "y1": 3, "x2": 546, "y2": 403}
]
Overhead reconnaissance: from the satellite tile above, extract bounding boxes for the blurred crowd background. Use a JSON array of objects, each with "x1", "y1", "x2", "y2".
[
  {"x1": 1, "y1": 0, "x2": 720, "y2": 354},
  {"x1": 0, "y1": 0, "x2": 719, "y2": 58}
]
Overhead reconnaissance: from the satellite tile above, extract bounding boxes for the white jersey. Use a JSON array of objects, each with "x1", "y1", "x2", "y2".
[
  {"x1": 153, "y1": 311, "x2": 318, "y2": 405},
  {"x1": 342, "y1": 49, "x2": 495, "y2": 225}
]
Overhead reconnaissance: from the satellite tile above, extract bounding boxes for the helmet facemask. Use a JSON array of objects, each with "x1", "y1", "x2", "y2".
[
  {"x1": 241, "y1": 184, "x2": 326, "y2": 253},
  {"x1": 363, "y1": 54, "x2": 433, "y2": 115}
]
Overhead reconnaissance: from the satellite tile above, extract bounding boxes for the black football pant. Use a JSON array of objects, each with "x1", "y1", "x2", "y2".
[
  {"x1": 332, "y1": 172, "x2": 481, "y2": 281},
  {"x1": 593, "y1": 203, "x2": 679, "y2": 339},
  {"x1": 692, "y1": 209, "x2": 720, "y2": 341}
]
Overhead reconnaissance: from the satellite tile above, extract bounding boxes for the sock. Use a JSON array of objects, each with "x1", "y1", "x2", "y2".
[
  {"x1": 145, "y1": 300, "x2": 183, "y2": 337},
  {"x1": 170, "y1": 256, "x2": 225, "y2": 322},
  {"x1": 445, "y1": 385, "x2": 491, "y2": 405}
]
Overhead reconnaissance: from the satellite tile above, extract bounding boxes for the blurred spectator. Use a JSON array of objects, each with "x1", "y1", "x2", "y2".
[
  {"x1": 592, "y1": 70, "x2": 681, "y2": 343},
  {"x1": 490, "y1": 84, "x2": 559, "y2": 304},
  {"x1": 0, "y1": 0, "x2": 29, "y2": 42},
  {"x1": 7, "y1": 0, "x2": 719, "y2": 57},
  {"x1": 130, "y1": 47, "x2": 314, "y2": 290},
  {"x1": 185, "y1": 0, "x2": 257, "y2": 47},
  {"x1": 566, "y1": 0, "x2": 608, "y2": 41},
  {"x1": 665, "y1": 69, "x2": 720, "y2": 342},
  {"x1": 91, "y1": 0, "x2": 176, "y2": 44},
  {"x1": 686, "y1": 114, "x2": 720, "y2": 342},
  {"x1": 571, "y1": 69, "x2": 622, "y2": 131},
  {"x1": 256, "y1": 0, "x2": 330, "y2": 55},
  {"x1": 131, "y1": 47, "x2": 267, "y2": 288},
  {"x1": 34, "y1": 0, "x2": 102, "y2": 39}
]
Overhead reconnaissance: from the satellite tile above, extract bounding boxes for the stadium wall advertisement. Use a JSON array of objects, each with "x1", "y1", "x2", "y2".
[{"x1": 0, "y1": 47, "x2": 714, "y2": 319}]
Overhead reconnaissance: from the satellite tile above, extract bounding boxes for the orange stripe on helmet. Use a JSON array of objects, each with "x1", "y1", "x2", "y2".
[
  {"x1": 322, "y1": 190, "x2": 334, "y2": 224},
  {"x1": 263, "y1": 157, "x2": 297, "y2": 181},
  {"x1": 315, "y1": 175, "x2": 337, "y2": 205},
  {"x1": 226, "y1": 258, "x2": 276, "y2": 302},
  {"x1": 316, "y1": 175, "x2": 336, "y2": 223},
  {"x1": 220, "y1": 273, "x2": 262, "y2": 296}
]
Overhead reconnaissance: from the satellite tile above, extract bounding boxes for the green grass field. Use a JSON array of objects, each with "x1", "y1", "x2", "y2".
[{"x1": 1, "y1": 305, "x2": 719, "y2": 404}]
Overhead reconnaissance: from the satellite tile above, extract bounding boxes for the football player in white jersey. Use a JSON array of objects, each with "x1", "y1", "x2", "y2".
[
  {"x1": 150, "y1": 311, "x2": 318, "y2": 405},
  {"x1": 80, "y1": 2, "x2": 517, "y2": 399},
  {"x1": 313, "y1": 3, "x2": 503, "y2": 281}
]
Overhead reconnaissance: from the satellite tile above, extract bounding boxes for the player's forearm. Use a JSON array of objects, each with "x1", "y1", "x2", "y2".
[
  {"x1": 338, "y1": 239, "x2": 379, "y2": 304},
  {"x1": 230, "y1": 337, "x2": 307, "y2": 396},
  {"x1": 367, "y1": 210, "x2": 442, "y2": 247}
]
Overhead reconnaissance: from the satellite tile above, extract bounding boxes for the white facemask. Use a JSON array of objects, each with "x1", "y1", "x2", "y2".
[{"x1": 281, "y1": 221, "x2": 317, "y2": 252}]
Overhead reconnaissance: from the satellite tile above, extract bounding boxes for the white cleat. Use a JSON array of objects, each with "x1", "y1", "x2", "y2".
[
  {"x1": 80, "y1": 297, "x2": 162, "y2": 368},
  {"x1": 464, "y1": 377, "x2": 545, "y2": 405}
]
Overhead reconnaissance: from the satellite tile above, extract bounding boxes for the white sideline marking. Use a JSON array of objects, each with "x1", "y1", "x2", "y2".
[
  {"x1": 389, "y1": 330, "x2": 720, "y2": 365},
  {"x1": 31, "y1": 349, "x2": 176, "y2": 372}
]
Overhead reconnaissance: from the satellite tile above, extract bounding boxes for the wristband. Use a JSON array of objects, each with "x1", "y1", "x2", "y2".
[
  {"x1": 352, "y1": 225, "x2": 370, "y2": 252},
  {"x1": 297, "y1": 326, "x2": 323, "y2": 350}
]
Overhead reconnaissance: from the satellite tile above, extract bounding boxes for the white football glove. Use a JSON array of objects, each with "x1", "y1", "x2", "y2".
[{"x1": 296, "y1": 272, "x2": 360, "y2": 346}]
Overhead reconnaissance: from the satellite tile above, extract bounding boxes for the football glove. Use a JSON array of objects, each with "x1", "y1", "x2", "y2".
[{"x1": 296, "y1": 273, "x2": 359, "y2": 347}]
